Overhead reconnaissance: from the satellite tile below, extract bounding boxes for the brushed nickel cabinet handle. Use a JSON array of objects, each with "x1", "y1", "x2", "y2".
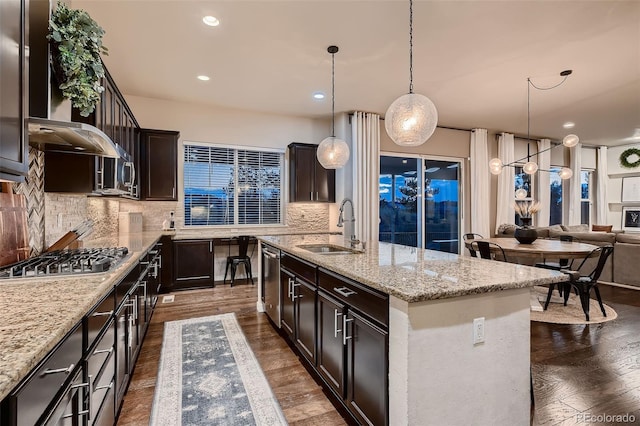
[
  {"x1": 343, "y1": 316, "x2": 354, "y2": 345},
  {"x1": 334, "y1": 309, "x2": 343, "y2": 338},
  {"x1": 42, "y1": 363, "x2": 74, "y2": 376}
]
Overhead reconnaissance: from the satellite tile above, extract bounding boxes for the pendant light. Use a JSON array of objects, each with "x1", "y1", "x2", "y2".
[
  {"x1": 317, "y1": 46, "x2": 349, "y2": 169},
  {"x1": 489, "y1": 70, "x2": 579, "y2": 179},
  {"x1": 385, "y1": 0, "x2": 438, "y2": 147}
]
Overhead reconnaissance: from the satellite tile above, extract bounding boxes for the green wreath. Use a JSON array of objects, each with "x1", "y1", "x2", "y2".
[{"x1": 619, "y1": 148, "x2": 640, "y2": 169}]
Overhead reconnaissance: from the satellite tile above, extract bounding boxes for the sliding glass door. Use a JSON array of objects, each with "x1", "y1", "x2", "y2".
[
  {"x1": 424, "y1": 159, "x2": 460, "y2": 254},
  {"x1": 379, "y1": 155, "x2": 462, "y2": 253},
  {"x1": 379, "y1": 157, "x2": 421, "y2": 247}
]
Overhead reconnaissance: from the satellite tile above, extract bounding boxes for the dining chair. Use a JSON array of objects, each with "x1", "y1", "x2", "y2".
[
  {"x1": 535, "y1": 235, "x2": 574, "y2": 296},
  {"x1": 223, "y1": 236, "x2": 255, "y2": 286},
  {"x1": 469, "y1": 240, "x2": 508, "y2": 262},
  {"x1": 543, "y1": 245, "x2": 614, "y2": 321},
  {"x1": 463, "y1": 233, "x2": 483, "y2": 257}
]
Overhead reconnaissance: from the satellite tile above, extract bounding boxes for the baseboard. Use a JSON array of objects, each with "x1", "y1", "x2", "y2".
[{"x1": 598, "y1": 280, "x2": 640, "y2": 290}]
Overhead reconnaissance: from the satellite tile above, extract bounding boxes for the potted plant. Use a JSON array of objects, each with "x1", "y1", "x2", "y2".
[{"x1": 48, "y1": 1, "x2": 108, "y2": 117}]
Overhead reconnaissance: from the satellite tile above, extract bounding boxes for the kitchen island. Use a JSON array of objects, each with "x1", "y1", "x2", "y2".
[{"x1": 258, "y1": 234, "x2": 568, "y2": 425}]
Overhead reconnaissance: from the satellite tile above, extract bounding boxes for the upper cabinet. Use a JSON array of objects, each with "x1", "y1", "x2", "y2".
[
  {"x1": 140, "y1": 129, "x2": 179, "y2": 201},
  {"x1": 288, "y1": 143, "x2": 335, "y2": 203},
  {"x1": 0, "y1": 0, "x2": 28, "y2": 182}
]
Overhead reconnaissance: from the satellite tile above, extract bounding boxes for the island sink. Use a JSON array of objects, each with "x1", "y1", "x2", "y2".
[{"x1": 296, "y1": 244, "x2": 361, "y2": 255}]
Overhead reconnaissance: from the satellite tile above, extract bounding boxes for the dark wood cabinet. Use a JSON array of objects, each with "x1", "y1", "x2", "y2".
[
  {"x1": 6, "y1": 324, "x2": 83, "y2": 426},
  {"x1": 0, "y1": 0, "x2": 28, "y2": 182},
  {"x1": 159, "y1": 235, "x2": 173, "y2": 292},
  {"x1": 45, "y1": 66, "x2": 141, "y2": 197},
  {"x1": 140, "y1": 129, "x2": 179, "y2": 200},
  {"x1": 294, "y1": 276, "x2": 316, "y2": 364},
  {"x1": 172, "y1": 239, "x2": 214, "y2": 290},
  {"x1": 280, "y1": 268, "x2": 295, "y2": 338},
  {"x1": 317, "y1": 290, "x2": 346, "y2": 398},
  {"x1": 288, "y1": 143, "x2": 335, "y2": 203},
  {"x1": 346, "y1": 310, "x2": 388, "y2": 426}
]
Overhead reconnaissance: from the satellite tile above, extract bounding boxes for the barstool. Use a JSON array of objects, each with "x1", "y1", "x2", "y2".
[{"x1": 223, "y1": 236, "x2": 254, "y2": 286}]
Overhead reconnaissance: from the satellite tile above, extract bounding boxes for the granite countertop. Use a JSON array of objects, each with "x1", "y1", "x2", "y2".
[
  {"x1": 170, "y1": 228, "x2": 340, "y2": 240},
  {"x1": 0, "y1": 231, "x2": 163, "y2": 401},
  {"x1": 259, "y1": 234, "x2": 568, "y2": 303},
  {"x1": 0, "y1": 228, "x2": 335, "y2": 401}
]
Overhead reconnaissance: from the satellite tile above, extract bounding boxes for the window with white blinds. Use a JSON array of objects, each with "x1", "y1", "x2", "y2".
[{"x1": 184, "y1": 144, "x2": 283, "y2": 226}]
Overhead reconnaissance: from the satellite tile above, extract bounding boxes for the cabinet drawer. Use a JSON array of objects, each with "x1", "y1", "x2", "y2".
[
  {"x1": 281, "y1": 253, "x2": 316, "y2": 284},
  {"x1": 10, "y1": 324, "x2": 83, "y2": 426},
  {"x1": 86, "y1": 289, "x2": 115, "y2": 351},
  {"x1": 91, "y1": 350, "x2": 115, "y2": 423},
  {"x1": 92, "y1": 378, "x2": 115, "y2": 426},
  {"x1": 86, "y1": 320, "x2": 115, "y2": 385},
  {"x1": 318, "y1": 269, "x2": 388, "y2": 328}
]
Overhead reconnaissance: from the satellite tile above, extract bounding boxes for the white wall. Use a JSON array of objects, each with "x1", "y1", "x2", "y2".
[
  {"x1": 606, "y1": 143, "x2": 640, "y2": 227},
  {"x1": 126, "y1": 95, "x2": 329, "y2": 149}
]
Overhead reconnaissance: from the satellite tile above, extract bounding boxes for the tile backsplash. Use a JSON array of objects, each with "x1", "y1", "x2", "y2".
[{"x1": 20, "y1": 149, "x2": 332, "y2": 251}]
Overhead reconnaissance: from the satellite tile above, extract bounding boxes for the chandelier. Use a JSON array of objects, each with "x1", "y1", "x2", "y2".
[
  {"x1": 489, "y1": 70, "x2": 579, "y2": 179},
  {"x1": 317, "y1": 46, "x2": 350, "y2": 169},
  {"x1": 385, "y1": 0, "x2": 438, "y2": 147}
]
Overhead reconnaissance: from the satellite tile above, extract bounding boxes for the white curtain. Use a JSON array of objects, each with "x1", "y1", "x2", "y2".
[
  {"x1": 495, "y1": 132, "x2": 515, "y2": 233},
  {"x1": 567, "y1": 143, "x2": 583, "y2": 225},
  {"x1": 351, "y1": 111, "x2": 380, "y2": 244},
  {"x1": 536, "y1": 139, "x2": 551, "y2": 227},
  {"x1": 596, "y1": 146, "x2": 608, "y2": 225},
  {"x1": 470, "y1": 129, "x2": 490, "y2": 237}
]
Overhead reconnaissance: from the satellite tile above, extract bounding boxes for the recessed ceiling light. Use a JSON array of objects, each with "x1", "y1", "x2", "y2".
[
  {"x1": 563, "y1": 122, "x2": 575, "y2": 129},
  {"x1": 197, "y1": 75, "x2": 210, "y2": 81},
  {"x1": 313, "y1": 92, "x2": 325, "y2": 100},
  {"x1": 202, "y1": 16, "x2": 219, "y2": 27},
  {"x1": 402, "y1": 159, "x2": 408, "y2": 164}
]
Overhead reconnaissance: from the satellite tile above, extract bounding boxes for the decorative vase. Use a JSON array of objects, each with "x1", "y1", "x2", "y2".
[{"x1": 514, "y1": 217, "x2": 537, "y2": 244}]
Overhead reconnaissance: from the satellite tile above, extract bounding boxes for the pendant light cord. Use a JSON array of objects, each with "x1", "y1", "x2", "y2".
[
  {"x1": 331, "y1": 50, "x2": 336, "y2": 137},
  {"x1": 527, "y1": 77, "x2": 531, "y2": 158},
  {"x1": 409, "y1": 0, "x2": 414, "y2": 94}
]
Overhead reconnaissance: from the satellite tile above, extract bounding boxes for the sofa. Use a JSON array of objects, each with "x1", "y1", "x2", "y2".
[{"x1": 495, "y1": 223, "x2": 640, "y2": 288}]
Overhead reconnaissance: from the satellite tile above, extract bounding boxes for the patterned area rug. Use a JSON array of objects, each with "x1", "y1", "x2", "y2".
[
  {"x1": 530, "y1": 286, "x2": 618, "y2": 325},
  {"x1": 150, "y1": 313, "x2": 287, "y2": 425}
]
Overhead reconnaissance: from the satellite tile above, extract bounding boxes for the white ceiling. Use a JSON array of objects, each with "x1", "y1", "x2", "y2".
[{"x1": 72, "y1": 0, "x2": 640, "y2": 147}]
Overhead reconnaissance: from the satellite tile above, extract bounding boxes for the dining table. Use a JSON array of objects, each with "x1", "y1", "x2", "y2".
[{"x1": 465, "y1": 237, "x2": 600, "y2": 265}]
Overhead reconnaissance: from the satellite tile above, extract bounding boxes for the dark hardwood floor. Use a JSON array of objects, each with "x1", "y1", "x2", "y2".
[
  {"x1": 117, "y1": 281, "x2": 347, "y2": 426},
  {"x1": 116, "y1": 282, "x2": 640, "y2": 425},
  {"x1": 531, "y1": 284, "x2": 640, "y2": 425}
]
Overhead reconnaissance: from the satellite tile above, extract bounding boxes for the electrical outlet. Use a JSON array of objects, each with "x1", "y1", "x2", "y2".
[{"x1": 473, "y1": 317, "x2": 485, "y2": 344}]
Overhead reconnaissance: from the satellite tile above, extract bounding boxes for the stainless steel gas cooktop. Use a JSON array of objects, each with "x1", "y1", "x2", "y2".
[{"x1": 0, "y1": 247, "x2": 129, "y2": 279}]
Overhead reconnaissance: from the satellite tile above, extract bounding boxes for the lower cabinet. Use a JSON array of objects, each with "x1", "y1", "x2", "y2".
[
  {"x1": 345, "y1": 310, "x2": 388, "y2": 426},
  {"x1": 294, "y1": 276, "x2": 316, "y2": 364},
  {"x1": 275, "y1": 253, "x2": 389, "y2": 425},
  {"x1": 280, "y1": 268, "x2": 295, "y2": 338},
  {"x1": 172, "y1": 239, "x2": 214, "y2": 290},
  {"x1": 5, "y1": 324, "x2": 84, "y2": 426},
  {"x1": 0, "y1": 240, "x2": 163, "y2": 425},
  {"x1": 317, "y1": 268, "x2": 389, "y2": 426},
  {"x1": 317, "y1": 290, "x2": 346, "y2": 397}
]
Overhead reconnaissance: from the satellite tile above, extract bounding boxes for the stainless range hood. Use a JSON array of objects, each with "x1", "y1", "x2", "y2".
[
  {"x1": 28, "y1": 117, "x2": 121, "y2": 158},
  {"x1": 27, "y1": 0, "x2": 122, "y2": 159}
]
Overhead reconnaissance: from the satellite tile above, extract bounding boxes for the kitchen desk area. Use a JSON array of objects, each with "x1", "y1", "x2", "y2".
[{"x1": 257, "y1": 234, "x2": 568, "y2": 425}]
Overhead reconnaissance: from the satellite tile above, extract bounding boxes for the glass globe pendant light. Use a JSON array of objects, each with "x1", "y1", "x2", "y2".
[
  {"x1": 317, "y1": 46, "x2": 349, "y2": 169},
  {"x1": 558, "y1": 167, "x2": 573, "y2": 180},
  {"x1": 385, "y1": 0, "x2": 438, "y2": 146},
  {"x1": 487, "y1": 71, "x2": 578, "y2": 178}
]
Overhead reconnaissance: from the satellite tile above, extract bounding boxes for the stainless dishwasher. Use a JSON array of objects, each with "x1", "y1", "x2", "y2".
[{"x1": 261, "y1": 244, "x2": 281, "y2": 327}]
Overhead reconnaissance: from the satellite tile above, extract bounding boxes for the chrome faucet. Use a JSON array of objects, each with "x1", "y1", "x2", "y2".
[{"x1": 337, "y1": 198, "x2": 360, "y2": 248}]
